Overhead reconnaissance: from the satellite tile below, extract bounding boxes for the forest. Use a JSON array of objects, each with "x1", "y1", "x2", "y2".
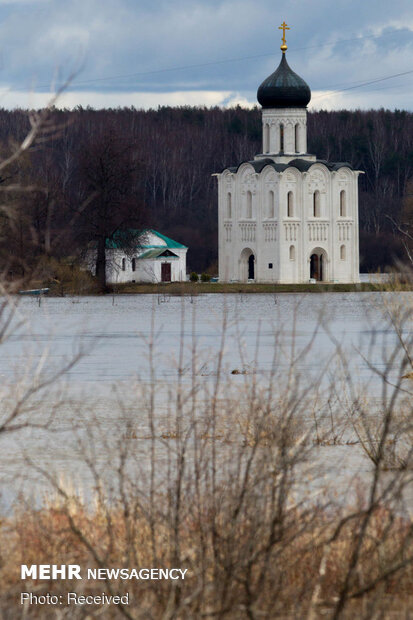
[{"x1": 0, "y1": 104, "x2": 413, "y2": 282}]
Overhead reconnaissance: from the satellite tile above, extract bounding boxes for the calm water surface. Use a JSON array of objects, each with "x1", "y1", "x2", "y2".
[
  {"x1": 0, "y1": 292, "x2": 412, "y2": 508},
  {"x1": 1, "y1": 291, "x2": 409, "y2": 382}
]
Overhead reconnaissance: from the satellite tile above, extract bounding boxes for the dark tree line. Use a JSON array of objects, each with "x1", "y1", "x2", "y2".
[{"x1": 0, "y1": 104, "x2": 412, "y2": 280}]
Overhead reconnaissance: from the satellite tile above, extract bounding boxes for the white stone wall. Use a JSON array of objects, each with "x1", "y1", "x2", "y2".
[
  {"x1": 261, "y1": 108, "x2": 308, "y2": 156},
  {"x1": 106, "y1": 248, "x2": 187, "y2": 283},
  {"x1": 87, "y1": 245, "x2": 187, "y2": 284},
  {"x1": 218, "y1": 160, "x2": 361, "y2": 284}
]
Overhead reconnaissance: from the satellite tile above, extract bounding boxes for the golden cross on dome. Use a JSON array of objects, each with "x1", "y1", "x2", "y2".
[{"x1": 279, "y1": 21, "x2": 290, "y2": 52}]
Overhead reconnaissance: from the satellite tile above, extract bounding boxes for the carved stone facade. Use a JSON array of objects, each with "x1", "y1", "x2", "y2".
[
  {"x1": 215, "y1": 52, "x2": 362, "y2": 284},
  {"x1": 262, "y1": 108, "x2": 308, "y2": 157}
]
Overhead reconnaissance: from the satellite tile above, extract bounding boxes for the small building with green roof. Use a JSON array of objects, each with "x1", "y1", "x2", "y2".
[{"x1": 92, "y1": 230, "x2": 188, "y2": 283}]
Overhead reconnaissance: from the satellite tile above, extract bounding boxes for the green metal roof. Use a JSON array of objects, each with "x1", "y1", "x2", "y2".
[
  {"x1": 105, "y1": 230, "x2": 139, "y2": 249},
  {"x1": 147, "y1": 230, "x2": 187, "y2": 249},
  {"x1": 105, "y1": 229, "x2": 187, "y2": 250},
  {"x1": 139, "y1": 248, "x2": 179, "y2": 259}
]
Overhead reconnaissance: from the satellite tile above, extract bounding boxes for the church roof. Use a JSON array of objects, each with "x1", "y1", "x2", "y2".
[
  {"x1": 257, "y1": 53, "x2": 311, "y2": 109},
  {"x1": 139, "y1": 248, "x2": 180, "y2": 259},
  {"x1": 105, "y1": 229, "x2": 187, "y2": 250},
  {"x1": 146, "y1": 230, "x2": 187, "y2": 249},
  {"x1": 226, "y1": 158, "x2": 355, "y2": 174}
]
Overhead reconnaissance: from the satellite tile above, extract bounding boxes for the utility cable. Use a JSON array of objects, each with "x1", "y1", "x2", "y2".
[{"x1": 50, "y1": 29, "x2": 405, "y2": 89}]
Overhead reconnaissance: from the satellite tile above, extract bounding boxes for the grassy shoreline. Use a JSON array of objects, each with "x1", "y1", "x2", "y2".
[
  {"x1": 23, "y1": 276, "x2": 412, "y2": 296},
  {"x1": 108, "y1": 281, "x2": 411, "y2": 295}
]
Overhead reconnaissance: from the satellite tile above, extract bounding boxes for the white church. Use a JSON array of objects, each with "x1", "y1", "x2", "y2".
[{"x1": 216, "y1": 23, "x2": 362, "y2": 283}]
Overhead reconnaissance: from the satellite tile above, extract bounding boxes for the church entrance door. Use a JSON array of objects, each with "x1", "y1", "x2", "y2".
[
  {"x1": 310, "y1": 254, "x2": 319, "y2": 280},
  {"x1": 161, "y1": 263, "x2": 171, "y2": 282},
  {"x1": 240, "y1": 248, "x2": 255, "y2": 282},
  {"x1": 310, "y1": 250, "x2": 326, "y2": 281},
  {"x1": 248, "y1": 254, "x2": 255, "y2": 280}
]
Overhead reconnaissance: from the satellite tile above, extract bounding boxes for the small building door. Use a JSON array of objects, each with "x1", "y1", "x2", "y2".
[{"x1": 161, "y1": 263, "x2": 171, "y2": 282}]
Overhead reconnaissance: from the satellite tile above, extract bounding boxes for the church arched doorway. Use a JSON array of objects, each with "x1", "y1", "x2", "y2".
[
  {"x1": 248, "y1": 254, "x2": 255, "y2": 279},
  {"x1": 309, "y1": 249, "x2": 327, "y2": 282},
  {"x1": 240, "y1": 248, "x2": 255, "y2": 281}
]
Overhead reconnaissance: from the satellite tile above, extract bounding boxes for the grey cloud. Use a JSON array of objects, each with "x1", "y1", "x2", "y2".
[{"x1": 0, "y1": 0, "x2": 412, "y2": 109}]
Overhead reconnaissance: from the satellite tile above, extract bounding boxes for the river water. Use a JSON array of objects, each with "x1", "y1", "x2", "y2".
[
  {"x1": 2, "y1": 291, "x2": 409, "y2": 383},
  {"x1": 0, "y1": 292, "x2": 412, "y2": 509}
]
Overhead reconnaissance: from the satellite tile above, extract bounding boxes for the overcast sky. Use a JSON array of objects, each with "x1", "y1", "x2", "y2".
[{"x1": 0, "y1": 0, "x2": 412, "y2": 110}]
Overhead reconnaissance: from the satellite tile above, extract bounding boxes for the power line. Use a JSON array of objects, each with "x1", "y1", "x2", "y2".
[
  {"x1": 44, "y1": 28, "x2": 403, "y2": 90},
  {"x1": 312, "y1": 68, "x2": 413, "y2": 101}
]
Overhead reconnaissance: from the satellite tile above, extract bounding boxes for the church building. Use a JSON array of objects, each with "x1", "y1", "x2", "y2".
[
  {"x1": 216, "y1": 23, "x2": 362, "y2": 283},
  {"x1": 87, "y1": 230, "x2": 188, "y2": 284}
]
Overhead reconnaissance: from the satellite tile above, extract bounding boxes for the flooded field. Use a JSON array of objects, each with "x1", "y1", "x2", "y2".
[
  {"x1": 1, "y1": 291, "x2": 408, "y2": 383},
  {"x1": 0, "y1": 291, "x2": 412, "y2": 508}
]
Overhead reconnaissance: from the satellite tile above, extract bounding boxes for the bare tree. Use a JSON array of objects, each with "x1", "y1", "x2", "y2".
[{"x1": 71, "y1": 129, "x2": 147, "y2": 290}]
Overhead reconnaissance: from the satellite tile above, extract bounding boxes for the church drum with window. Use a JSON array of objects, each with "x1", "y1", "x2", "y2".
[{"x1": 215, "y1": 25, "x2": 362, "y2": 283}]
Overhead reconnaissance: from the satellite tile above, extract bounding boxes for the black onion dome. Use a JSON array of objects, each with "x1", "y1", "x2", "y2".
[{"x1": 257, "y1": 53, "x2": 311, "y2": 108}]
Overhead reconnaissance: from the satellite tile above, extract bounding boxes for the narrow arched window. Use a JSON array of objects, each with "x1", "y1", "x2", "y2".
[
  {"x1": 340, "y1": 245, "x2": 346, "y2": 260},
  {"x1": 279, "y1": 124, "x2": 284, "y2": 152},
  {"x1": 265, "y1": 124, "x2": 270, "y2": 153},
  {"x1": 289, "y1": 245, "x2": 295, "y2": 260},
  {"x1": 295, "y1": 123, "x2": 300, "y2": 153},
  {"x1": 313, "y1": 190, "x2": 320, "y2": 217},
  {"x1": 227, "y1": 193, "x2": 232, "y2": 218},
  {"x1": 268, "y1": 190, "x2": 275, "y2": 218},
  {"x1": 131, "y1": 258, "x2": 136, "y2": 272},
  {"x1": 340, "y1": 190, "x2": 346, "y2": 217},
  {"x1": 121, "y1": 258, "x2": 126, "y2": 271},
  {"x1": 287, "y1": 191, "x2": 293, "y2": 217},
  {"x1": 246, "y1": 191, "x2": 252, "y2": 218}
]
